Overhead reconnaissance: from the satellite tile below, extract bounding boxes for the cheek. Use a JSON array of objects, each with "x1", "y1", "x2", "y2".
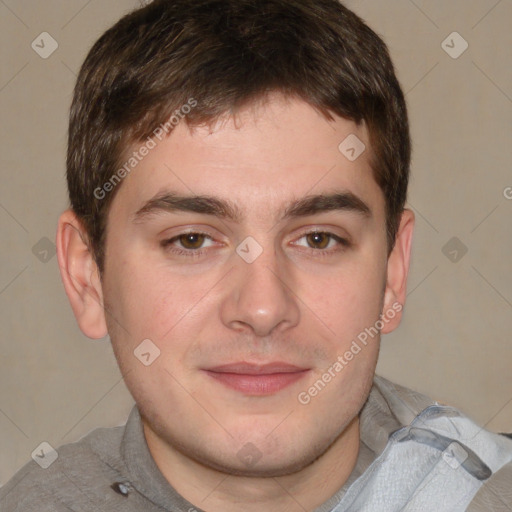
[
  {"x1": 121, "y1": 276, "x2": 187, "y2": 341},
  {"x1": 102, "y1": 265, "x2": 203, "y2": 398},
  {"x1": 105, "y1": 255, "x2": 223, "y2": 347},
  {"x1": 102, "y1": 256, "x2": 169, "y2": 343},
  {"x1": 298, "y1": 258, "x2": 385, "y2": 340}
]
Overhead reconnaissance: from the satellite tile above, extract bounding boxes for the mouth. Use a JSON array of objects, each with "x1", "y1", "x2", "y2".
[{"x1": 202, "y1": 362, "x2": 311, "y2": 396}]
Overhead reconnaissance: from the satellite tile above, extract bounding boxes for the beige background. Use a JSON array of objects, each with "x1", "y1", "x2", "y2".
[{"x1": 0, "y1": 0, "x2": 511, "y2": 485}]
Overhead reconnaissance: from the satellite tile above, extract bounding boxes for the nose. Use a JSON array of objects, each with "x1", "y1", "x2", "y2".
[{"x1": 219, "y1": 246, "x2": 300, "y2": 337}]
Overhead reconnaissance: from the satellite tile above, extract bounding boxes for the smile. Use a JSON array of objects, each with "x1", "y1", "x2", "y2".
[{"x1": 203, "y1": 362, "x2": 311, "y2": 396}]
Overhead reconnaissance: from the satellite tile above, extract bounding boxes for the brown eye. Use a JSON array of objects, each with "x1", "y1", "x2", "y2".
[
  {"x1": 178, "y1": 233, "x2": 206, "y2": 249},
  {"x1": 161, "y1": 231, "x2": 217, "y2": 256},
  {"x1": 306, "y1": 232, "x2": 331, "y2": 249}
]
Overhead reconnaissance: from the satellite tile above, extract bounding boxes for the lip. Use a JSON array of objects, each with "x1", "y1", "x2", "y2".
[{"x1": 203, "y1": 362, "x2": 310, "y2": 396}]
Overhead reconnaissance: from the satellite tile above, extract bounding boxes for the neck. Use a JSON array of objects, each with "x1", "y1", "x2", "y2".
[{"x1": 143, "y1": 416, "x2": 361, "y2": 512}]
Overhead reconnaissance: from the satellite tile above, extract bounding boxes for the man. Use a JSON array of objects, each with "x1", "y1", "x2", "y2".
[{"x1": 1, "y1": 0, "x2": 511, "y2": 510}]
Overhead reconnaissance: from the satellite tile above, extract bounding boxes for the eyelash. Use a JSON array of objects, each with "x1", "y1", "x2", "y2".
[{"x1": 160, "y1": 230, "x2": 351, "y2": 259}]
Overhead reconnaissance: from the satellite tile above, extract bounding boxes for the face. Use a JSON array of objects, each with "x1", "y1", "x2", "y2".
[{"x1": 97, "y1": 94, "x2": 399, "y2": 477}]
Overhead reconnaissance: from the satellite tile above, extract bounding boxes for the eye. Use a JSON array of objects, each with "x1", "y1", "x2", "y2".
[
  {"x1": 293, "y1": 231, "x2": 350, "y2": 252},
  {"x1": 176, "y1": 233, "x2": 209, "y2": 250},
  {"x1": 304, "y1": 232, "x2": 333, "y2": 249},
  {"x1": 161, "y1": 232, "x2": 216, "y2": 253}
]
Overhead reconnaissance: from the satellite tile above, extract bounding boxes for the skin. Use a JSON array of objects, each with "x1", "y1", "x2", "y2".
[{"x1": 57, "y1": 93, "x2": 414, "y2": 512}]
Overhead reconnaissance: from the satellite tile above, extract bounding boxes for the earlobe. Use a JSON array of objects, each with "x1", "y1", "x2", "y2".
[
  {"x1": 56, "y1": 210, "x2": 108, "y2": 339},
  {"x1": 380, "y1": 208, "x2": 415, "y2": 334}
]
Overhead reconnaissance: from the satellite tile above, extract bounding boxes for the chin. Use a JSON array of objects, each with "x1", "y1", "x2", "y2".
[
  {"x1": 194, "y1": 446, "x2": 321, "y2": 478},
  {"x1": 187, "y1": 422, "x2": 345, "y2": 479}
]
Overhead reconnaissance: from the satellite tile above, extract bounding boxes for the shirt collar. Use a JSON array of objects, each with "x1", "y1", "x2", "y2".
[{"x1": 120, "y1": 405, "x2": 205, "y2": 511}]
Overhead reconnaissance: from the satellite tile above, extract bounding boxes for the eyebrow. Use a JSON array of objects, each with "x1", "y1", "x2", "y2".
[{"x1": 132, "y1": 190, "x2": 372, "y2": 224}]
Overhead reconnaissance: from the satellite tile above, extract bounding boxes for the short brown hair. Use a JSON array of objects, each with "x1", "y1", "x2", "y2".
[{"x1": 67, "y1": 0, "x2": 411, "y2": 272}]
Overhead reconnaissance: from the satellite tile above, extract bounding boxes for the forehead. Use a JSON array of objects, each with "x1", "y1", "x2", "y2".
[{"x1": 110, "y1": 95, "x2": 385, "y2": 224}]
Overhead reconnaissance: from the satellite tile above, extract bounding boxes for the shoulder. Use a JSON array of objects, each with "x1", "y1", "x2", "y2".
[
  {"x1": 0, "y1": 423, "x2": 127, "y2": 511},
  {"x1": 369, "y1": 375, "x2": 512, "y2": 510}
]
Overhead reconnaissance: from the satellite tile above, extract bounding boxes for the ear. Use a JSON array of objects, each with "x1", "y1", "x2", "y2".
[
  {"x1": 56, "y1": 209, "x2": 108, "y2": 339},
  {"x1": 380, "y1": 208, "x2": 415, "y2": 334}
]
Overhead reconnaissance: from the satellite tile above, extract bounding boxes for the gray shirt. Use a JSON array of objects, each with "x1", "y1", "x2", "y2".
[{"x1": 1, "y1": 376, "x2": 510, "y2": 511}]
